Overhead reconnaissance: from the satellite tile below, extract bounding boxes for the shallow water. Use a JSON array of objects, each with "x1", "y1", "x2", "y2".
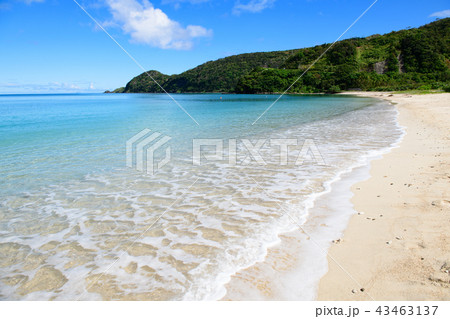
[{"x1": 0, "y1": 93, "x2": 402, "y2": 300}]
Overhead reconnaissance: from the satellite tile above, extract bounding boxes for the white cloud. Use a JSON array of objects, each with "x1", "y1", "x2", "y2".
[
  {"x1": 19, "y1": 0, "x2": 45, "y2": 4},
  {"x1": 0, "y1": 3, "x2": 11, "y2": 10},
  {"x1": 233, "y1": 0, "x2": 275, "y2": 15},
  {"x1": 162, "y1": 0, "x2": 209, "y2": 10},
  {"x1": 429, "y1": 9, "x2": 450, "y2": 18},
  {"x1": 105, "y1": 0, "x2": 212, "y2": 50},
  {"x1": 162, "y1": 0, "x2": 210, "y2": 5},
  {"x1": 0, "y1": 81, "x2": 101, "y2": 94}
]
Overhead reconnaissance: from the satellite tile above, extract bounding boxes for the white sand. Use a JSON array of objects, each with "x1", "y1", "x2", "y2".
[
  {"x1": 318, "y1": 92, "x2": 450, "y2": 300},
  {"x1": 223, "y1": 92, "x2": 450, "y2": 301}
]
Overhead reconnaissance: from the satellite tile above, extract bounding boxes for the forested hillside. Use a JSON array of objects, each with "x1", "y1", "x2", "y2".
[
  {"x1": 114, "y1": 18, "x2": 449, "y2": 94},
  {"x1": 122, "y1": 50, "x2": 299, "y2": 93}
]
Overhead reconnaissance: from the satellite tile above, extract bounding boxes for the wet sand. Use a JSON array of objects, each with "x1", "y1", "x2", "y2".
[
  {"x1": 223, "y1": 92, "x2": 449, "y2": 301},
  {"x1": 318, "y1": 92, "x2": 450, "y2": 300}
]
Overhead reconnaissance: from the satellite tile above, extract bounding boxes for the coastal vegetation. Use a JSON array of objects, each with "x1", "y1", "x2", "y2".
[{"x1": 113, "y1": 18, "x2": 449, "y2": 94}]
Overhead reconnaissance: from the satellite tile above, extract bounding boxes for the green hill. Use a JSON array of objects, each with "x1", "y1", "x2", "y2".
[
  {"x1": 123, "y1": 50, "x2": 299, "y2": 93},
  {"x1": 117, "y1": 18, "x2": 450, "y2": 94}
]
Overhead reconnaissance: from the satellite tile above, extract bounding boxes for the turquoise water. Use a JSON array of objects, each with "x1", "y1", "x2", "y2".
[
  {"x1": 0, "y1": 93, "x2": 376, "y2": 195},
  {"x1": 0, "y1": 93, "x2": 402, "y2": 300}
]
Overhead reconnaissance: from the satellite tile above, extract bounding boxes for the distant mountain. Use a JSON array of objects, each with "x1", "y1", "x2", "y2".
[
  {"x1": 122, "y1": 50, "x2": 299, "y2": 93},
  {"x1": 113, "y1": 18, "x2": 449, "y2": 94}
]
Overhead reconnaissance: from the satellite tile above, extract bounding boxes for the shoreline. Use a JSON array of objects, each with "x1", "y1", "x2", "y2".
[
  {"x1": 221, "y1": 161, "x2": 385, "y2": 300},
  {"x1": 222, "y1": 92, "x2": 449, "y2": 301},
  {"x1": 318, "y1": 92, "x2": 450, "y2": 300},
  {"x1": 222, "y1": 94, "x2": 403, "y2": 300}
]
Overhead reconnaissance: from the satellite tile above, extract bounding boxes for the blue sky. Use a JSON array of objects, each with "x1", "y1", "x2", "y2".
[{"x1": 0, "y1": 0, "x2": 449, "y2": 93}]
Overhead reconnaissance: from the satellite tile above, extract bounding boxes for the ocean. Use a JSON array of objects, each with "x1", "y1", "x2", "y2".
[{"x1": 0, "y1": 93, "x2": 403, "y2": 300}]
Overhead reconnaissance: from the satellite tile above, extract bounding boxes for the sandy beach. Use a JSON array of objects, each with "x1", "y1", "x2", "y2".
[
  {"x1": 318, "y1": 92, "x2": 450, "y2": 300},
  {"x1": 223, "y1": 92, "x2": 449, "y2": 301}
]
